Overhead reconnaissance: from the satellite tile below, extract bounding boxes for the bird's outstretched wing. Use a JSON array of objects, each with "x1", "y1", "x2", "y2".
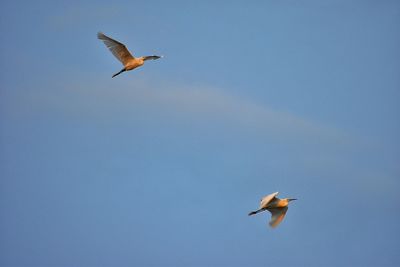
[
  {"x1": 268, "y1": 207, "x2": 288, "y2": 228},
  {"x1": 97, "y1": 32, "x2": 134, "y2": 65},
  {"x1": 260, "y1": 192, "x2": 279, "y2": 209}
]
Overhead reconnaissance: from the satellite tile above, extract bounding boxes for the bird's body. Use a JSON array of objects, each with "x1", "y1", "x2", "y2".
[
  {"x1": 125, "y1": 57, "x2": 144, "y2": 71},
  {"x1": 249, "y1": 192, "x2": 296, "y2": 228},
  {"x1": 97, "y1": 32, "x2": 162, "y2": 78}
]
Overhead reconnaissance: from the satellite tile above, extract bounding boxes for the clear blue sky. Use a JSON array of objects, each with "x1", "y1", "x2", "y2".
[{"x1": 1, "y1": 0, "x2": 399, "y2": 266}]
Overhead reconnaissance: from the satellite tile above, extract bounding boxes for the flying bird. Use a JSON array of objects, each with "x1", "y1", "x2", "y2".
[
  {"x1": 97, "y1": 32, "x2": 162, "y2": 78},
  {"x1": 248, "y1": 192, "x2": 297, "y2": 228}
]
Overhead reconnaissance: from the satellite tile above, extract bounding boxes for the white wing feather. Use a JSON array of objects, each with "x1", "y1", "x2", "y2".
[
  {"x1": 268, "y1": 207, "x2": 288, "y2": 228},
  {"x1": 260, "y1": 192, "x2": 279, "y2": 209}
]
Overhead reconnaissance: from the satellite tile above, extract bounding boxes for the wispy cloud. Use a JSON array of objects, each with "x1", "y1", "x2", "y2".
[
  {"x1": 3, "y1": 78, "x2": 397, "y2": 196},
  {"x1": 6, "y1": 78, "x2": 350, "y2": 146},
  {"x1": 130, "y1": 84, "x2": 348, "y2": 142}
]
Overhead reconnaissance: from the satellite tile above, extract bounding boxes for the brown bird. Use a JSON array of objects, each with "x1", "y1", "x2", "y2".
[
  {"x1": 97, "y1": 32, "x2": 162, "y2": 78},
  {"x1": 248, "y1": 192, "x2": 297, "y2": 228}
]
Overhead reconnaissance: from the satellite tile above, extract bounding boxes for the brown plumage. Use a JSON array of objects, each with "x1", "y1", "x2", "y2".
[
  {"x1": 97, "y1": 32, "x2": 162, "y2": 78},
  {"x1": 248, "y1": 192, "x2": 297, "y2": 228}
]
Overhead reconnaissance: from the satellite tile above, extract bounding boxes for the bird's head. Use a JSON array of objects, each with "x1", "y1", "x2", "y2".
[{"x1": 143, "y1": 55, "x2": 163, "y2": 61}]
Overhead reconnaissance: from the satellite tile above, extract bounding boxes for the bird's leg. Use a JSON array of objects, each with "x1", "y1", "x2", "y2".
[
  {"x1": 248, "y1": 209, "x2": 263, "y2": 216},
  {"x1": 112, "y1": 68, "x2": 126, "y2": 78}
]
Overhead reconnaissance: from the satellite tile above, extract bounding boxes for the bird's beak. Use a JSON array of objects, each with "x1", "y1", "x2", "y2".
[{"x1": 288, "y1": 198, "x2": 297, "y2": 201}]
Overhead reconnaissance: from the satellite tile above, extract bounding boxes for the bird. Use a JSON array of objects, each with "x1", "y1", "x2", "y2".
[
  {"x1": 248, "y1": 192, "x2": 297, "y2": 228},
  {"x1": 97, "y1": 32, "x2": 162, "y2": 78}
]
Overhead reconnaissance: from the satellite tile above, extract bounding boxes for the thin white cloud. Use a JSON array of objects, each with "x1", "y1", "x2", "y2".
[
  {"x1": 46, "y1": 79, "x2": 350, "y2": 144},
  {"x1": 3, "y1": 78, "x2": 350, "y2": 145},
  {"x1": 5, "y1": 78, "x2": 398, "y2": 195}
]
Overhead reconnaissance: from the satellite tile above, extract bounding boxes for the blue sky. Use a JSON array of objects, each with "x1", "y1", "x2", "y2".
[{"x1": 1, "y1": 0, "x2": 399, "y2": 266}]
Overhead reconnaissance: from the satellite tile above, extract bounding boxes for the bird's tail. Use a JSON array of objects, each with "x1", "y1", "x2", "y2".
[
  {"x1": 248, "y1": 209, "x2": 261, "y2": 216},
  {"x1": 112, "y1": 68, "x2": 126, "y2": 78}
]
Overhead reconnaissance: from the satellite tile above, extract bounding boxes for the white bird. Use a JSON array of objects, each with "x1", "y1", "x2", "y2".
[
  {"x1": 97, "y1": 32, "x2": 162, "y2": 78},
  {"x1": 248, "y1": 192, "x2": 297, "y2": 228}
]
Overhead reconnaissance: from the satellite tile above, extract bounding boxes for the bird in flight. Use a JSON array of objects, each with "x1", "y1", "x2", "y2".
[
  {"x1": 248, "y1": 192, "x2": 297, "y2": 228},
  {"x1": 97, "y1": 32, "x2": 162, "y2": 78}
]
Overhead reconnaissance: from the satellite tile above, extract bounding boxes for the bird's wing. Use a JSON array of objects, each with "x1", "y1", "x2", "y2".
[
  {"x1": 97, "y1": 32, "x2": 134, "y2": 65},
  {"x1": 268, "y1": 207, "x2": 288, "y2": 228},
  {"x1": 260, "y1": 192, "x2": 279, "y2": 209}
]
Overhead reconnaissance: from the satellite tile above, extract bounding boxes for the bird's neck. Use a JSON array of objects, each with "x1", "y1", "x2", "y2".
[{"x1": 277, "y1": 199, "x2": 290, "y2": 207}]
